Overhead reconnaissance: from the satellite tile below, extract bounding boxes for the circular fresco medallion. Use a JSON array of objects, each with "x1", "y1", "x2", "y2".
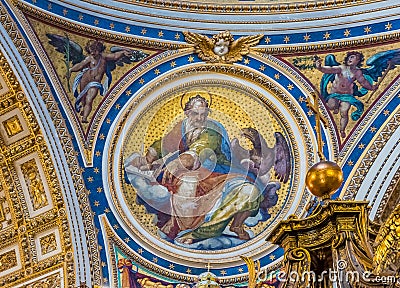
[{"x1": 109, "y1": 71, "x2": 313, "y2": 268}]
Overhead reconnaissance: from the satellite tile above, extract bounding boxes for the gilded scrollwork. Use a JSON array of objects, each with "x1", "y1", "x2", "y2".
[
  {"x1": 268, "y1": 200, "x2": 393, "y2": 288},
  {"x1": 297, "y1": 223, "x2": 334, "y2": 247},
  {"x1": 39, "y1": 233, "x2": 57, "y2": 255},
  {"x1": 24, "y1": 272, "x2": 62, "y2": 288},
  {"x1": 0, "y1": 49, "x2": 75, "y2": 287},
  {"x1": 373, "y1": 203, "x2": 400, "y2": 274},
  {"x1": 0, "y1": 250, "x2": 17, "y2": 273},
  {"x1": 282, "y1": 248, "x2": 311, "y2": 288}
]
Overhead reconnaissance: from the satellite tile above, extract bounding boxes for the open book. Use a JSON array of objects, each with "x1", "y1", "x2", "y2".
[{"x1": 124, "y1": 151, "x2": 179, "y2": 181}]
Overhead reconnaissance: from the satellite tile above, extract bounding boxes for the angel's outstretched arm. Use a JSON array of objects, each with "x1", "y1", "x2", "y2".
[
  {"x1": 315, "y1": 59, "x2": 342, "y2": 74},
  {"x1": 104, "y1": 49, "x2": 132, "y2": 61},
  {"x1": 70, "y1": 57, "x2": 91, "y2": 73}
]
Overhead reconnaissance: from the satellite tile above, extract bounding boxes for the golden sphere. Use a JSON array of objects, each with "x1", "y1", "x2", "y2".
[{"x1": 305, "y1": 161, "x2": 344, "y2": 198}]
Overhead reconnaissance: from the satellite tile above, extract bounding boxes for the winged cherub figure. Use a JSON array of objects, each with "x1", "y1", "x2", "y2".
[
  {"x1": 183, "y1": 31, "x2": 263, "y2": 63},
  {"x1": 314, "y1": 49, "x2": 400, "y2": 138},
  {"x1": 47, "y1": 34, "x2": 148, "y2": 123}
]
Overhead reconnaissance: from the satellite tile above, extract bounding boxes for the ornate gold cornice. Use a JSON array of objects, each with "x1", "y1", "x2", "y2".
[
  {"x1": 0, "y1": 51, "x2": 75, "y2": 287},
  {"x1": 52, "y1": 0, "x2": 389, "y2": 18},
  {"x1": 254, "y1": 34, "x2": 400, "y2": 55},
  {"x1": 14, "y1": 1, "x2": 190, "y2": 51},
  {"x1": 267, "y1": 200, "x2": 370, "y2": 245},
  {"x1": 267, "y1": 200, "x2": 383, "y2": 288}
]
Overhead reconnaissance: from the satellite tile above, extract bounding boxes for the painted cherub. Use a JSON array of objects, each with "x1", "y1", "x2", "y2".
[
  {"x1": 47, "y1": 35, "x2": 148, "y2": 123},
  {"x1": 314, "y1": 49, "x2": 400, "y2": 138},
  {"x1": 212, "y1": 31, "x2": 234, "y2": 57},
  {"x1": 69, "y1": 40, "x2": 134, "y2": 123}
]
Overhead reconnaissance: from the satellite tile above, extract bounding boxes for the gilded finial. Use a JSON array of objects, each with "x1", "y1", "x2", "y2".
[{"x1": 305, "y1": 91, "x2": 343, "y2": 199}]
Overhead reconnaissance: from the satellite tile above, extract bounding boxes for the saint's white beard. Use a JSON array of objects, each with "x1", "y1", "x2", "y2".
[{"x1": 185, "y1": 119, "x2": 206, "y2": 146}]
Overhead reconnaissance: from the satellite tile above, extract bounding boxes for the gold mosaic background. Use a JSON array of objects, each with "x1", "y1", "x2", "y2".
[{"x1": 122, "y1": 83, "x2": 290, "y2": 238}]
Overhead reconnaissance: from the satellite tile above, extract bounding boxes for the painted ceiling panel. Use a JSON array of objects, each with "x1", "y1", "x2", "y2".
[{"x1": 0, "y1": 0, "x2": 398, "y2": 287}]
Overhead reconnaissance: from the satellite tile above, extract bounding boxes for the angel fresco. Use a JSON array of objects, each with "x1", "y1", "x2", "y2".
[
  {"x1": 314, "y1": 50, "x2": 400, "y2": 138},
  {"x1": 124, "y1": 94, "x2": 291, "y2": 250},
  {"x1": 183, "y1": 31, "x2": 263, "y2": 64},
  {"x1": 47, "y1": 34, "x2": 148, "y2": 123}
]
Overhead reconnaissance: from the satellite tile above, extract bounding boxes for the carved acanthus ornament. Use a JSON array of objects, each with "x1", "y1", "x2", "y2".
[
  {"x1": 0, "y1": 250, "x2": 17, "y2": 273},
  {"x1": 0, "y1": 51, "x2": 75, "y2": 287},
  {"x1": 267, "y1": 201, "x2": 386, "y2": 288},
  {"x1": 183, "y1": 31, "x2": 263, "y2": 64},
  {"x1": 373, "y1": 203, "x2": 400, "y2": 276}
]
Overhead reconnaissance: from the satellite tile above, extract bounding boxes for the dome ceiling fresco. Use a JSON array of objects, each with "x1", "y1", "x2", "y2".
[{"x1": 0, "y1": 0, "x2": 398, "y2": 287}]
